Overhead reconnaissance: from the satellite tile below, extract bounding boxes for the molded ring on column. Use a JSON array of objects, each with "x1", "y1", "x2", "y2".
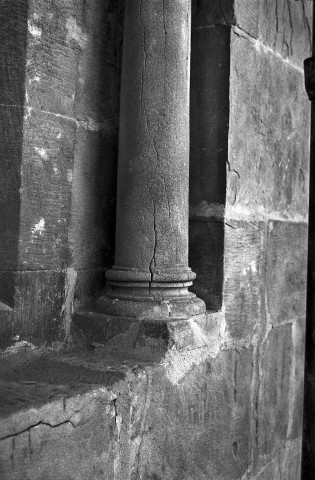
[{"x1": 106, "y1": 266, "x2": 196, "y2": 283}]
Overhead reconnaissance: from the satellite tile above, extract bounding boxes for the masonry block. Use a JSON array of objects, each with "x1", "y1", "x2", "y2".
[
  {"x1": 257, "y1": 0, "x2": 312, "y2": 68},
  {"x1": 227, "y1": 31, "x2": 310, "y2": 220},
  {"x1": 126, "y1": 347, "x2": 253, "y2": 480},
  {"x1": 0, "y1": 0, "x2": 123, "y2": 346},
  {"x1": 0, "y1": 270, "x2": 66, "y2": 349},
  {"x1": 256, "y1": 324, "x2": 293, "y2": 460},
  {"x1": 223, "y1": 221, "x2": 266, "y2": 340},
  {"x1": 266, "y1": 221, "x2": 308, "y2": 325},
  {"x1": 192, "y1": 0, "x2": 312, "y2": 69},
  {"x1": 19, "y1": 110, "x2": 76, "y2": 270}
]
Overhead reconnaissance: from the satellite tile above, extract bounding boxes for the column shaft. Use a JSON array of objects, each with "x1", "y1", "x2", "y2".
[{"x1": 99, "y1": 0, "x2": 205, "y2": 319}]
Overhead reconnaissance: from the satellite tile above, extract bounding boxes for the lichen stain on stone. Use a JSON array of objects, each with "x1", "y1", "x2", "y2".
[{"x1": 66, "y1": 17, "x2": 88, "y2": 49}]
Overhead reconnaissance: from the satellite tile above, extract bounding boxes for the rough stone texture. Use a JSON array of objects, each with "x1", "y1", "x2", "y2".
[
  {"x1": 0, "y1": 0, "x2": 124, "y2": 347},
  {"x1": 266, "y1": 221, "x2": 308, "y2": 325},
  {"x1": 227, "y1": 30, "x2": 309, "y2": 222},
  {"x1": 303, "y1": 63, "x2": 315, "y2": 480},
  {"x1": 223, "y1": 221, "x2": 266, "y2": 341},
  {"x1": 0, "y1": 1, "x2": 311, "y2": 479},
  {"x1": 0, "y1": 340, "x2": 254, "y2": 480},
  {"x1": 192, "y1": 0, "x2": 312, "y2": 69},
  {"x1": 113, "y1": 0, "x2": 191, "y2": 276}
]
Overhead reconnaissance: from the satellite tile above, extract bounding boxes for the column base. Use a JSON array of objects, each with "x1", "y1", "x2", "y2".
[
  {"x1": 95, "y1": 291, "x2": 205, "y2": 320},
  {"x1": 71, "y1": 308, "x2": 209, "y2": 363}
]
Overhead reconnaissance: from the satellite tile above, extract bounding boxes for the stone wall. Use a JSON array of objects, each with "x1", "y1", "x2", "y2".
[
  {"x1": 0, "y1": 0, "x2": 124, "y2": 348},
  {"x1": 0, "y1": 1, "x2": 312, "y2": 479}
]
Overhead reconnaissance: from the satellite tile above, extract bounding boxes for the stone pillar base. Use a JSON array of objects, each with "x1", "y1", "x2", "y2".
[
  {"x1": 71, "y1": 308, "x2": 208, "y2": 363},
  {"x1": 96, "y1": 286, "x2": 205, "y2": 320}
]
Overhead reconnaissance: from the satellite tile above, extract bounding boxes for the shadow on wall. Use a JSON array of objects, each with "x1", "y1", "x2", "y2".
[
  {"x1": 0, "y1": 1, "x2": 29, "y2": 309},
  {"x1": 189, "y1": 5, "x2": 230, "y2": 311}
]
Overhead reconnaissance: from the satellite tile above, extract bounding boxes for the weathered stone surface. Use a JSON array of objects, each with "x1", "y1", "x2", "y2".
[
  {"x1": 223, "y1": 221, "x2": 266, "y2": 340},
  {"x1": 112, "y1": 0, "x2": 192, "y2": 276},
  {"x1": 0, "y1": 350, "x2": 125, "y2": 480},
  {"x1": 0, "y1": 270, "x2": 66, "y2": 348},
  {"x1": 128, "y1": 349, "x2": 253, "y2": 480},
  {"x1": 19, "y1": 110, "x2": 76, "y2": 270},
  {"x1": 266, "y1": 221, "x2": 308, "y2": 325},
  {"x1": 290, "y1": 318, "x2": 306, "y2": 441},
  {"x1": 256, "y1": 0, "x2": 312, "y2": 69},
  {"x1": 227, "y1": 31, "x2": 310, "y2": 221},
  {"x1": 192, "y1": 0, "x2": 312, "y2": 68},
  {"x1": 0, "y1": 0, "x2": 123, "y2": 345},
  {"x1": 255, "y1": 324, "x2": 293, "y2": 460},
  {"x1": 0, "y1": 344, "x2": 254, "y2": 480}
]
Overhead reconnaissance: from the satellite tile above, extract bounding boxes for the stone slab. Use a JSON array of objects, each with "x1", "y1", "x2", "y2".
[
  {"x1": 223, "y1": 220, "x2": 266, "y2": 340},
  {"x1": 266, "y1": 221, "x2": 308, "y2": 325},
  {"x1": 256, "y1": 324, "x2": 293, "y2": 459},
  {"x1": 227, "y1": 31, "x2": 310, "y2": 221}
]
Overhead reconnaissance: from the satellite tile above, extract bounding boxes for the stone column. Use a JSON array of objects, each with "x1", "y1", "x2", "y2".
[{"x1": 97, "y1": 0, "x2": 205, "y2": 320}]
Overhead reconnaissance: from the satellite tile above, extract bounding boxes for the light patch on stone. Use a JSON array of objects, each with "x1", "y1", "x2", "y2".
[
  {"x1": 53, "y1": 167, "x2": 59, "y2": 175},
  {"x1": 163, "y1": 312, "x2": 223, "y2": 384},
  {"x1": 66, "y1": 17, "x2": 88, "y2": 48},
  {"x1": 233, "y1": 26, "x2": 304, "y2": 74},
  {"x1": 3, "y1": 341, "x2": 37, "y2": 355},
  {"x1": 28, "y1": 20, "x2": 42, "y2": 38},
  {"x1": 116, "y1": 414, "x2": 122, "y2": 439},
  {"x1": 29, "y1": 75, "x2": 41, "y2": 83},
  {"x1": 32, "y1": 218, "x2": 45, "y2": 236},
  {"x1": 250, "y1": 260, "x2": 257, "y2": 273},
  {"x1": 67, "y1": 169, "x2": 73, "y2": 183},
  {"x1": 35, "y1": 147, "x2": 48, "y2": 161},
  {"x1": 62, "y1": 267, "x2": 77, "y2": 336},
  {"x1": 226, "y1": 203, "x2": 308, "y2": 224},
  {"x1": 79, "y1": 117, "x2": 113, "y2": 132}
]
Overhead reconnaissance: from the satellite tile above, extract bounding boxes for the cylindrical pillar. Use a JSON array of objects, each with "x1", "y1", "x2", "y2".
[{"x1": 98, "y1": 0, "x2": 205, "y2": 319}]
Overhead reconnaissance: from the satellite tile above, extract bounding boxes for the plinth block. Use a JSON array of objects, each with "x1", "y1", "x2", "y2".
[{"x1": 72, "y1": 308, "x2": 208, "y2": 362}]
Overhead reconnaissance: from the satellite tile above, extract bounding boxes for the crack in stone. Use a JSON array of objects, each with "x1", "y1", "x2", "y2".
[
  {"x1": 139, "y1": 0, "x2": 147, "y2": 114},
  {"x1": 226, "y1": 158, "x2": 240, "y2": 179},
  {"x1": 1, "y1": 419, "x2": 74, "y2": 442},
  {"x1": 275, "y1": 0, "x2": 279, "y2": 50},
  {"x1": 301, "y1": 0, "x2": 312, "y2": 49},
  {"x1": 162, "y1": 175, "x2": 171, "y2": 219},
  {"x1": 149, "y1": 199, "x2": 158, "y2": 290},
  {"x1": 286, "y1": 0, "x2": 294, "y2": 56}
]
